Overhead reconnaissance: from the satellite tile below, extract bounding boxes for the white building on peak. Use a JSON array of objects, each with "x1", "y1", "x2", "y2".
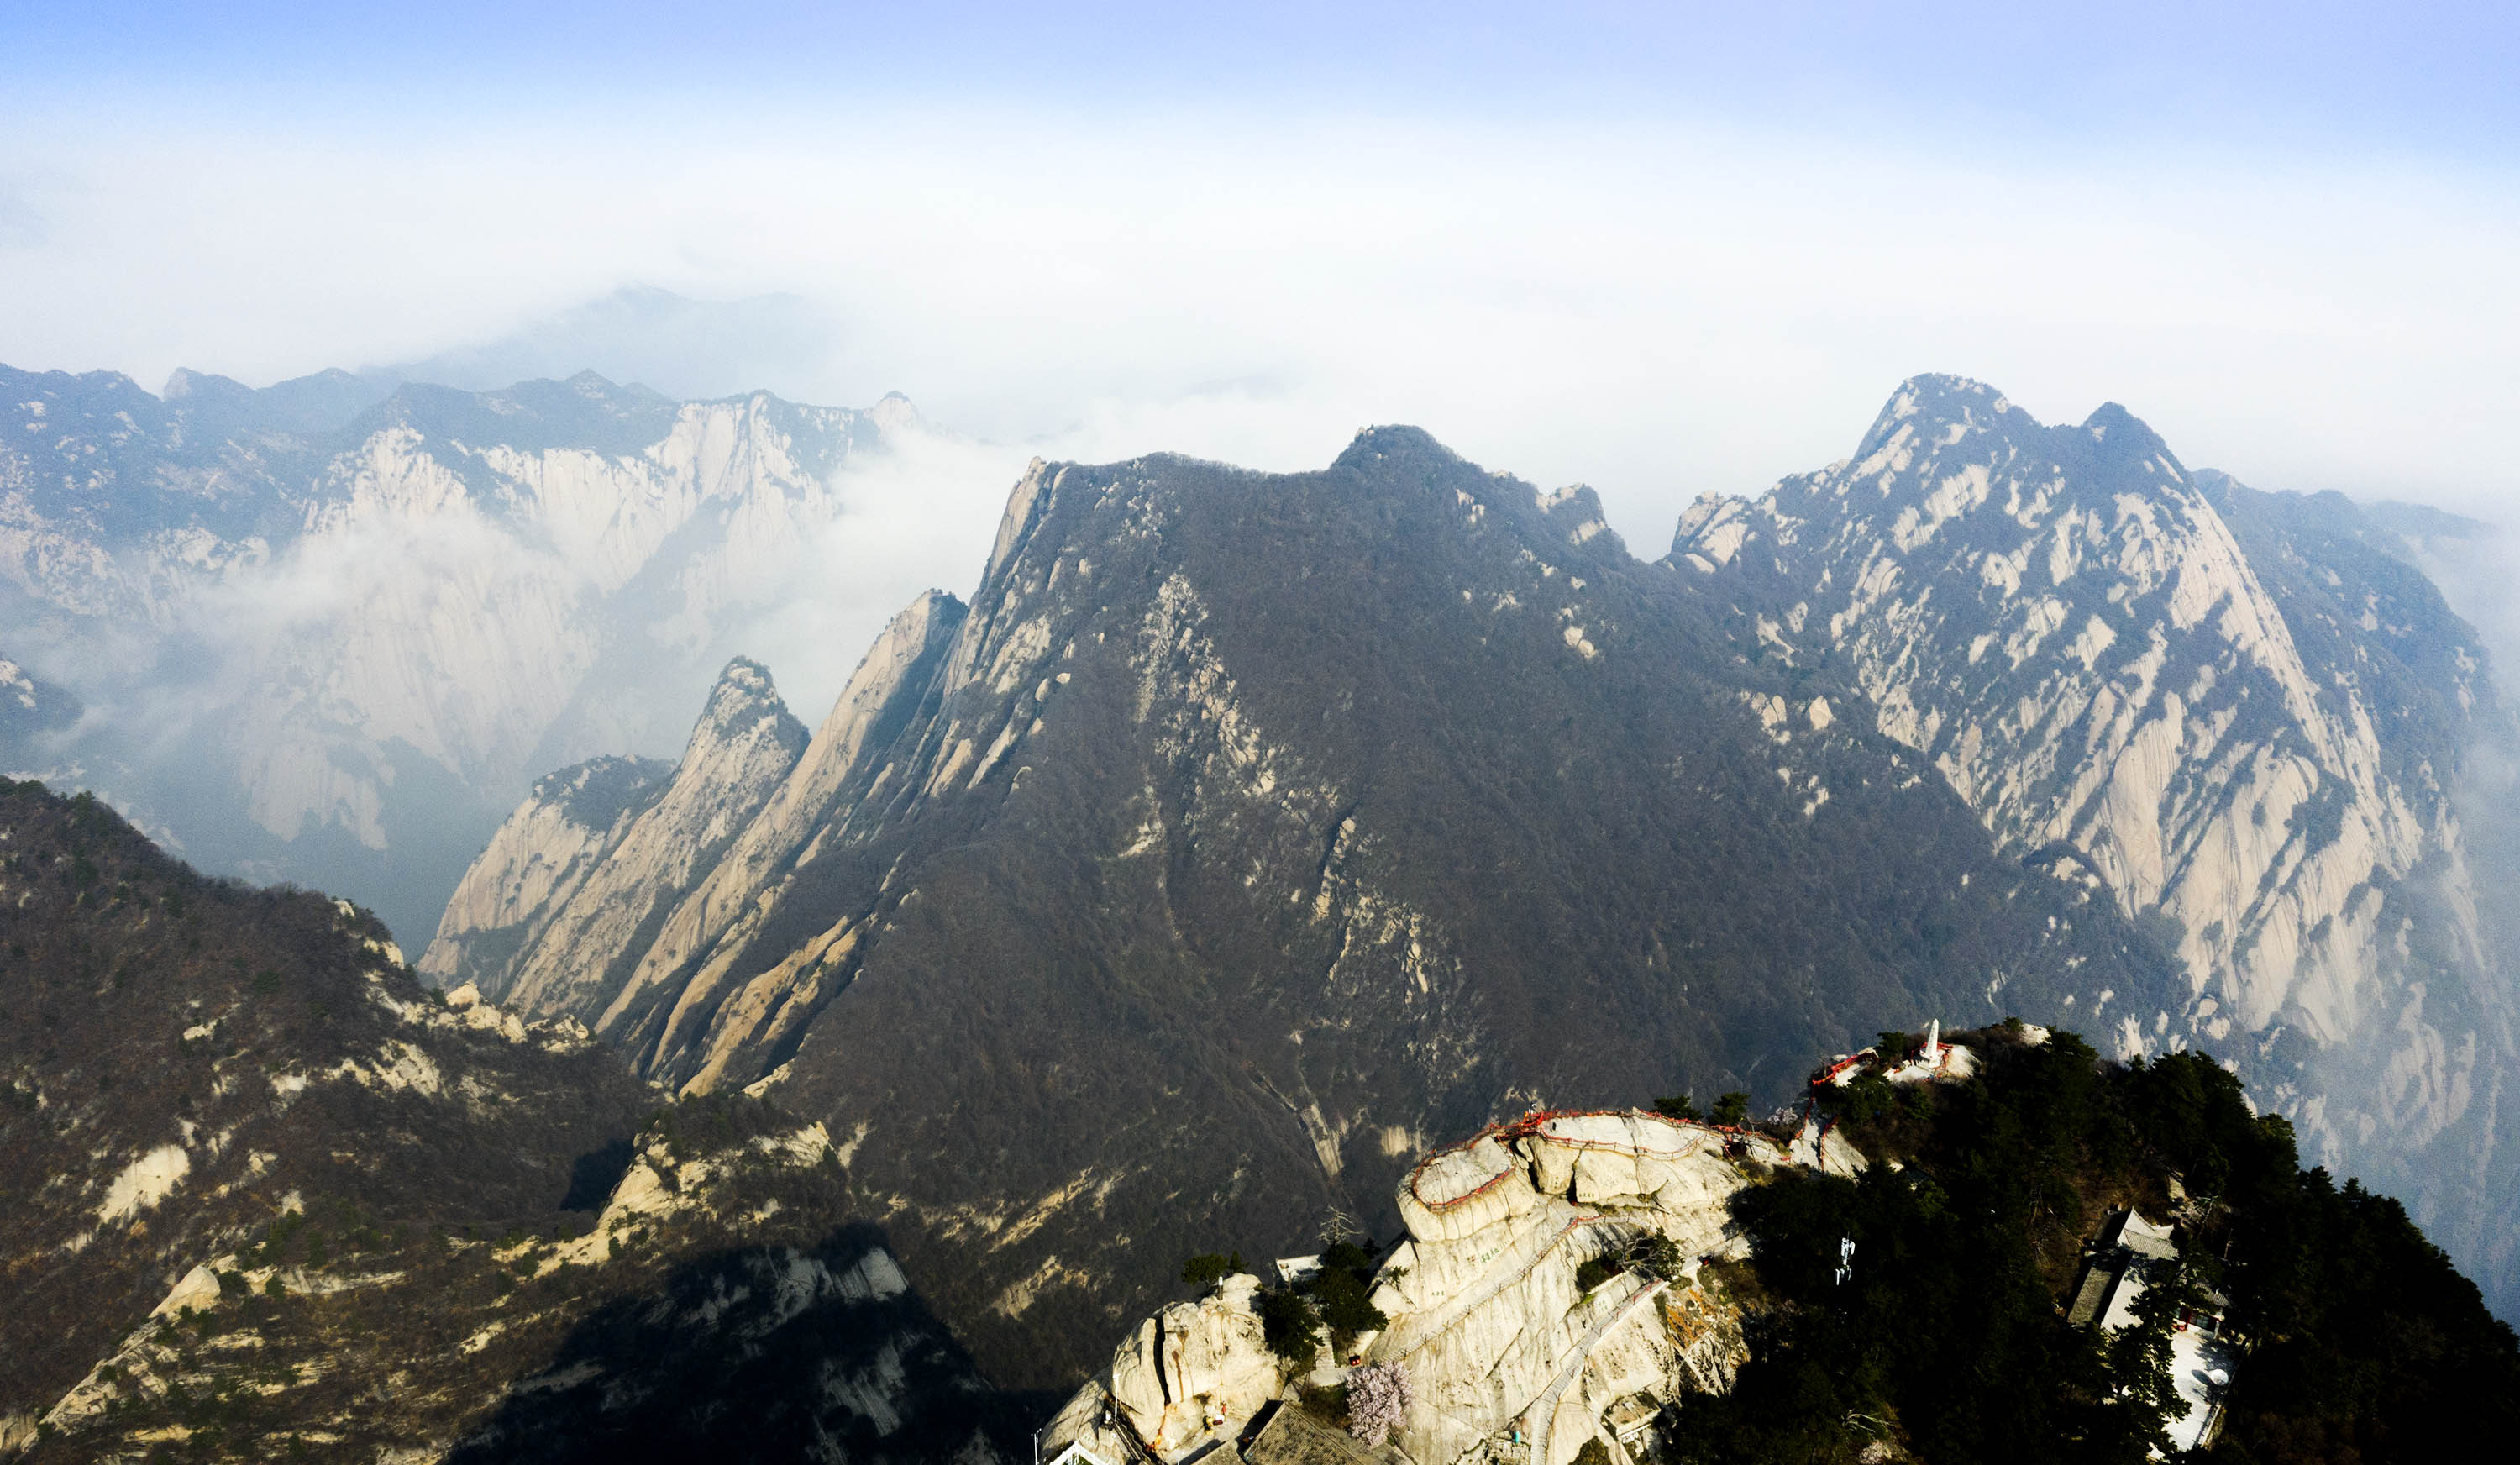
[{"x1": 1809, "y1": 1019, "x2": 1977, "y2": 1090}]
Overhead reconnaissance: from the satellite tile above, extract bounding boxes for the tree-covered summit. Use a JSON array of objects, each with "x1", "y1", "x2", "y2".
[{"x1": 1672, "y1": 1023, "x2": 2519, "y2": 1464}]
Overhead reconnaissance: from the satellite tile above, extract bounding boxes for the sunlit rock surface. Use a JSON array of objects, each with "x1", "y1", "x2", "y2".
[
  {"x1": 1670, "y1": 375, "x2": 2520, "y2": 1313},
  {"x1": 422, "y1": 657, "x2": 808, "y2": 1034},
  {"x1": 452, "y1": 427, "x2": 2175, "y2": 1386},
  {"x1": 1044, "y1": 1110, "x2": 1834, "y2": 1465}
]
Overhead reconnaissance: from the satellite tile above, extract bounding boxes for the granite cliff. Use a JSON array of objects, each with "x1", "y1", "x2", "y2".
[
  {"x1": 431, "y1": 423, "x2": 2186, "y2": 1385},
  {"x1": 1042, "y1": 1106, "x2": 1848, "y2": 1465},
  {"x1": 1668, "y1": 375, "x2": 2520, "y2": 1315},
  {"x1": 1046, "y1": 1025, "x2": 2520, "y2": 1465}
]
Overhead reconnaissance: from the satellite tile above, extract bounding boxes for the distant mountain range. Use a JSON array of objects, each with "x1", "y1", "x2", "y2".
[
  {"x1": 0, "y1": 360, "x2": 925, "y2": 943},
  {"x1": 10, "y1": 356, "x2": 2516, "y2": 1415}
]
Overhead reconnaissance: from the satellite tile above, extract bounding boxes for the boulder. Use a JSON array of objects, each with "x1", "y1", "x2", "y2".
[{"x1": 1109, "y1": 1274, "x2": 1279, "y2": 1454}]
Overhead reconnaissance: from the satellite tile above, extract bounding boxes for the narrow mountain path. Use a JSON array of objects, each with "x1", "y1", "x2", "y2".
[
  {"x1": 1525, "y1": 1276, "x2": 1668, "y2": 1465},
  {"x1": 1368, "y1": 1200, "x2": 1603, "y2": 1364}
]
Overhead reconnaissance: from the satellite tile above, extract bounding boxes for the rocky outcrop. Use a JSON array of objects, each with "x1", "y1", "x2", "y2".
[
  {"x1": 419, "y1": 596, "x2": 969, "y2": 1095},
  {"x1": 419, "y1": 657, "x2": 809, "y2": 1032},
  {"x1": 1667, "y1": 375, "x2": 2520, "y2": 1315},
  {"x1": 0, "y1": 365, "x2": 913, "y2": 945},
  {"x1": 1043, "y1": 1110, "x2": 1814, "y2": 1465},
  {"x1": 1105, "y1": 1274, "x2": 1283, "y2": 1454},
  {"x1": 1370, "y1": 1114, "x2": 1775, "y2": 1465},
  {"x1": 417, "y1": 754, "x2": 672, "y2": 994},
  {"x1": 585, "y1": 591, "x2": 965, "y2": 1091}
]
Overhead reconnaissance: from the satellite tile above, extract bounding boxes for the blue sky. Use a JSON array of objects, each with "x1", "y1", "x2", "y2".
[
  {"x1": 4, "y1": 2, "x2": 2518, "y2": 549},
  {"x1": 10, "y1": 2, "x2": 2518, "y2": 156}
]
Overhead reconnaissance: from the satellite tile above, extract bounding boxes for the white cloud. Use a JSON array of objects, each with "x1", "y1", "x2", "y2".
[{"x1": 4, "y1": 104, "x2": 2517, "y2": 559}]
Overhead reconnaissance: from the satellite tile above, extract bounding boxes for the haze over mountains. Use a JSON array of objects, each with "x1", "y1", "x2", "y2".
[
  {"x1": 0, "y1": 349, "x2": 1012, "y2": 943},
  {"x1": 8, "y1": 335, "x2": 2520, "y2": 1413},
  {"x1": 396, "y1": 375, "x2": 2516, "y2": 1382}
]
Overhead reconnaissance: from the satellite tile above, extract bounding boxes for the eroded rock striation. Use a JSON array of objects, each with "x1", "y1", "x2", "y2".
[
  {"x1": 421, "y1": 657, "x2": 809, "y2": 1031},
  {"x1": 1045, "y1": 1109, "x2": 1848, "y2": 1465},
  {"x1": 1668, "y1": 375, "x2": 2520, "y2": 1313},
  {"x1": 447, "y1": 428, "x2": 2174, "y2": 1385}
]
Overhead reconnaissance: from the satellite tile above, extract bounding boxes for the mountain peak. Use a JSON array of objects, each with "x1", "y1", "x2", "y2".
[
  {"x1": 160, "y1": 367, "x2": 250, "y2": 403},
  {"x1": 868, "y1": 391, "x2": 925, "y2": 434},
  {"x1": 1331, "y1": 423, "x2": 1460, "y2": 473},
  {"x1": 696, "y1": 657, "x2": 795, "y2": 731},
  {"x1": 677, "y1": 657, "x2": 808, "y2": 796},
  {"x1": 1887, "y1": 372, "x2": 2013, "y2": 418},
  {"x1": 2078, "y1": 400, "x2": 2172, "y2": 460},
  {"x1": 1541, "y1": 482, "x2": 1625, "y2": 554}
]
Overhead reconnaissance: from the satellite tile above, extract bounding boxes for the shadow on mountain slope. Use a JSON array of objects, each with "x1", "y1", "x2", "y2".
[{"x1": 445, "y1": 1221, "x2": 1047, "y2": 1465}]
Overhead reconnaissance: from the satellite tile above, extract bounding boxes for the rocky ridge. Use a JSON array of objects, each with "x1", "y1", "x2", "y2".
[
  {"x1": 432, "y1": 426, "x2": 2185, "y2": 1385},
  {"x1": 1667, "y1": 375, "x2": 2520, "y2": 1312},
  {"x1": 419, "y1": 658, "x2": 810, "y2": 1028}
]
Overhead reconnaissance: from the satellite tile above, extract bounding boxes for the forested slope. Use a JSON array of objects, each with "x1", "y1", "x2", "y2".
[
  {"x1": 1682, "y1": 1027, "x2": 2520, "y2": 1463},
  {"x1": 0, "y1": 778, "x2": 1026, "y2": 1462}
]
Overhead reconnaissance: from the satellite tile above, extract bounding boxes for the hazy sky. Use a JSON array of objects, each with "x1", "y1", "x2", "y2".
[{"x1": 6, "y1": 2, "x2": 2519, "y2": 549}]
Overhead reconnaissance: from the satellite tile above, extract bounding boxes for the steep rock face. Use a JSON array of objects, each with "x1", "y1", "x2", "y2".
[
  {"x1": 417, "y1": 754, "x2": 675, "y2": 995},
  {"x1": 1668, "y1": 375, "x2": 2520, "y2": 1311},
  {"x1": 1104, "y1": 1273, "x2": 1282, "y2": 1453},
  {"x1": 590, "y1": 590, "x2": 967, "y2": 1091},
  {"x1": 1045, "y1": 1109, "x2": 1804, "y2": 1465},
  {"x1": 422, "y1": 659, "x2": 809, "y2": 1026},
  {"x1": 465, "y1": 430, "x2": 2181, "y2": 1385},
  {"x1": 1369, "y1": 1114, "x2": 1772, "y2": 1465},
  {"x1": 0, "y1": 365, "x2": 910, "y2": 944}
]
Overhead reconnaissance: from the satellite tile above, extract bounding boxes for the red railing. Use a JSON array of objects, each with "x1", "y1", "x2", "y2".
[{"x1": 1404, "y1": 1107, "x2": 1772, "y2": 1210}]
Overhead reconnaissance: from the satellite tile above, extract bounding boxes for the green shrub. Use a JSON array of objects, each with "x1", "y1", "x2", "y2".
[
  {"x1": 1653, "y1": 1094, "x2": 1703, "y2": 1121},
  {"x1": 1710, "y1": 1091, "x2": 1751, "y2": 1127},
  {"x1": 1319, "y1": 1239, "x2": 1375, "y2": 1274},
  {"x1": 1630, "y1": 1232, "x2": 1683, "y2": 1281},
  {"x1": 1180, "y1": 1251, "x2": 1243, "y2": 1286},
  {"x1": 1313, "y1": 1267, "x2": 1386, "y2": 1345},
  {"x1": 1256, "y1": 1288, "x2": 1320, "y2": 1368},
  {"x1": 1663, "y1": 1026, "x2": 2520, "y2": 1464}
]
